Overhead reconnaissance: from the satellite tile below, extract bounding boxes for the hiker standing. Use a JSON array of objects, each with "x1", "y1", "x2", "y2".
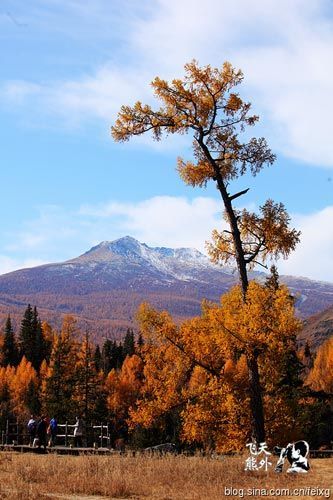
[
  {"x1": 73, "y1": 416, "x2": 84, "y2": 447},
  {"x1": 27, "y1": 415, "x2": 37, "y2": 446},
  {"x1": 48, "y1": 417, "x2": 58, "y2": 447},
  {"x1": 36, "y1": 416, "x2": 48, "y2": 450}
]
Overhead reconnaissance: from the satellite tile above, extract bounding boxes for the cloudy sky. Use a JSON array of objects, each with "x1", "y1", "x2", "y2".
[{"x1": 1, "y1": 0, "x2": 333, "y2": 281}]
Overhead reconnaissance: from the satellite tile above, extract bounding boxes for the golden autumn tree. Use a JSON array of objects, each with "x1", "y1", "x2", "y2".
[
  {"x1": 0, "y1": 365, "x2": 14, "y2": 427},
  {"x1": 8, "y1": 357, "x2": 39, "y2": 421},
  {"x1": 112, "y1": 61, "x2": 300, "y2": 443},
  {"x1": 106, "y1": 354, "x2": 143, "y2": 435},
  {"x1": 306, "y1": 337, "x2": 333, "y2": 394},
  {"x1": 130, "y1": 281, "x2": 302, "y2": 451}
]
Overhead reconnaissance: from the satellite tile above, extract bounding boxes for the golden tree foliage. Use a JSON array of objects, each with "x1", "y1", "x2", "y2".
[
  {"x1": 112, "y1": 61, "x2": 255, "y2": 146},
  {"x1": 129, "y1": 282, "x2": 302, "y2": 451},
  {"x1": 306, "y1": 337, "x2": 333, "y2": 394},
  {"x1": 8, "y1": 357, "x2": 38, "y2": 420},
  {"x1": 106, "y1": 354, "x2": 143, "y2": 421},
  {"x1": 208, "y1": 200, "x2": 300, "y2": 268},
  {"x1": 112, "y1": 60, "x2": 300, "y2": 276},
  {"x1": 0, "y1": 365, "x2": 14, "y2": 400}
]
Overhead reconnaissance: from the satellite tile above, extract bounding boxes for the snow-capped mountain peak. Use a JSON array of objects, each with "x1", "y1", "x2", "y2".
[{"x1": 70, "y1": 236, "x2": 222, "y2": 282}]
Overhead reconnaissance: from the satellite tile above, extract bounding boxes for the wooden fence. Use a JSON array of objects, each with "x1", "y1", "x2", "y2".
[{"x1": 1, "y1": 420, "x2": 112, "y2": 449}]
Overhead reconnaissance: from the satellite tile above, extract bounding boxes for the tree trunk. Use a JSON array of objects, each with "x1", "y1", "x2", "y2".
[
  {"x1": 199, "y1": 143, "x2": 266, "y2": 444},
  {"x1": 215, "y1": 173, "x2": 266, "y2": 443}
]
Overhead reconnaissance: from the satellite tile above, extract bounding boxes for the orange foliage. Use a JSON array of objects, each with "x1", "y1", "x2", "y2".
[
  {"x1": 129, "y1": 282, "x2": 302, "y2": 451},
  {"x1": 7, "y1": 357, "x2": 38, "y2": 420},
  {"x1": 306, "y1": 337, "x2": 333, "y2": 393},
  {"x1": 112, "y1": 60, "x2": 299, "y2": 274},
  {"x1": 106, "y1": 355, "x2": 143, "y2": 421}
]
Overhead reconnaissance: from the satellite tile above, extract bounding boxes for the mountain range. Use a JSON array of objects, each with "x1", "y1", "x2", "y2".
[{"x1": 0, "y1": 236, "x2": 333, "y2": 345}]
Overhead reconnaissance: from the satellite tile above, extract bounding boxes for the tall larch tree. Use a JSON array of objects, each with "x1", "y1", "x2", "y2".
[
  {"x1": 306, "y1": 337, "x2": 333, "y2": 394},
  {"x1": 106, "y1": 354, "x2": 144, "y2": 439},
  {"x1": 9, "y1": 357, "x2": 38, "y2": 421},
  {"x1": 112, "y1": 61, "x2": 300, "y2": 443}
]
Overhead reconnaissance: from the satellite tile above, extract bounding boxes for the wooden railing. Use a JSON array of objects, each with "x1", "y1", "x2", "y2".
[{"x1": 1, "y1": 420, "x2": 112, "y2": 449}]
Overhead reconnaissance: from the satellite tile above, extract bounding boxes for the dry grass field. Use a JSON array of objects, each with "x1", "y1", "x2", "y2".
[{"x1": 0, "y1": 452, "x2": 331, "y2": 499}]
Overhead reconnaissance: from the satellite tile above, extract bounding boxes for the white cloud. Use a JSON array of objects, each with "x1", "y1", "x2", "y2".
[
  {"x1": 278, "y1": 206, "x2": 333, "y2": 282},
  {"x1": 80, "y1": 196, "x2": 223, "y2": 250},
  {"x1": 1, "y1": 0, "x2": 333, "y2": 164}
]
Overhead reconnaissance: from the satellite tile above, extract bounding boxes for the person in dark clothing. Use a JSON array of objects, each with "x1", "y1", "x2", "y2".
[
  {"x1": 27, "y1": 415, "x2": 37, "y2": 446},
  {"x1": 36, "y1": 416, "x2": 48, "y2": 450}
]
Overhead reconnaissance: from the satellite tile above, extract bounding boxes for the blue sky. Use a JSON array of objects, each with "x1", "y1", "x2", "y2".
[{"x1": 1, "y1": 0, "x2": 333, "y2": 280}]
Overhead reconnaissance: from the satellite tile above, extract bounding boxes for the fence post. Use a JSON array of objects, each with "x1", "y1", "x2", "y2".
[
  {"x1": 101, "y1": 422, "x2": 104, "y2": 448},
  {"x1": 106, "y1": 423, "x2": 110, "y2": 448},
  {"x1": 16, "y1": 420, "x2": 19, "y2": 445},
  {"x1": 65, "y1": 421, "x2": 68, "y2": 447},
  {"x1": 5, "y1": 419, "x2": 9, "y2": 445}
]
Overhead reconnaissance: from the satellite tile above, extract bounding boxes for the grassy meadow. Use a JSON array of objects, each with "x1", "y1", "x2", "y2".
[{"x1": 0, "y1": 452, "x2": 331, "y2": 499}]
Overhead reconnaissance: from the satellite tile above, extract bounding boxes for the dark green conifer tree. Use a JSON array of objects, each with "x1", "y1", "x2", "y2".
[
  {"x1": 94, "y1": 345, "x2": 102, "y2": 372},
  {"x1": 123, "y1": 329, "x2": 135, "y2": 358},
  {"x1": 18, "y1": 304, "x2": 34, "y2": 364},
  {"x1": 101, "y1": 339, "x2": 124, "y2": 373},
  {"x1": 303, "y1": 341, "x2": 313, "y2": 370},
  {"x1": 137, "y1": 333, "x2": 144, "y2": 350},
  {"x1": 25, "y1": 379, "x2": 41, "y2": 415},
  {"x1": 32, "y1": 307, "x2": 48, "y2": 370},
  {"x1": 0, "y1": 382, "x2": 12, "y2": 431},
  {"x1": 43, "y1": 324, "x2": 77, "y2": 420},
  {"x1": 18, "y1": 305, "x2": 48, "y2": 370},
  {"x1": 2, "y1": 315, "x2": 19, "y2": 367},
  {"x1": 265, "y1": 264, "x2": 280, "y2": 291},
  {"x1": 73, "y1": 332, "x2": 102, "y2": 422},
  {"x1": 265, "y1": 265, "x2": 307, "y2": 434}
]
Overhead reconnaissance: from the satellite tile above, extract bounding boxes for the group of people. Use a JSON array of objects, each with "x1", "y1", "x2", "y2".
[
  {"x1": 27, "y1": 415, "x2": 57, "y2": 449},
  {"x1": 27, "y1": 415, "x2": 84, "y2": 449}
]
